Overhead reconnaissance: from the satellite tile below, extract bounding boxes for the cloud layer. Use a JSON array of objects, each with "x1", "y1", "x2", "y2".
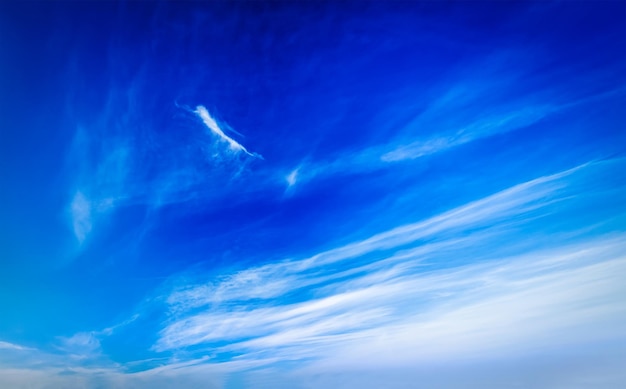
[
  {"x1": 4, "y1": 158, "x2": 625, "y2": 388},
  {"x1": 154, "y1": 159, "x2": 626, "y2": 370}
]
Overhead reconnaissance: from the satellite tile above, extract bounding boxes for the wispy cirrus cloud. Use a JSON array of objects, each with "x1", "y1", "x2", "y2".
[
  {"x1": 0, "y1": 316, "x2": 145, "y2": 385},
  {"x1": 380, "y1": 105, "x2": 552, "y2": 162},
  {"x1": 194, "y1": 105, "x2": 261, "y2": 159},
  {"x1": 56, "y1": 332, "x2": 102, "y2": 360},
  {"x1": 283, "y1": 55, "x2": 625, "y2": 190},
  {"x1": 69, "y1": 191, "x2": 92, "y2": 244},
  {"x1": 65, "y1": 101, "x2": 264, "y2": 245},
  {"x1": 285, "y1": 168, "x2": 299, "y2": 188},
  {"x1": 166, "y1": 159, "x2": 582, "y2": 312},
  {"x1": 0, "y1": 341, "x2": 33, "y2": 352},
  {"x1": 285, "y1": 102, "x2": 555, "y2": 189},
  {"x1": 55, "y1": 313, "x2": 141, "y2": 357},
  {"x1": 207, "y1": 241, "x2": 626, "y2": 367},
  {"x1": 155, "y1": 158, "x2": 626, "y2": 367},
  {"x1": 69, "y1": 191, "x2": 117, "y2": 244}
]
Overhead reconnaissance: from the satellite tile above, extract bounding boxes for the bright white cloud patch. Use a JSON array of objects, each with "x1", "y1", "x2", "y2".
[{"x1": 194, "y1": 105, "x2": 260, "y2": 158}]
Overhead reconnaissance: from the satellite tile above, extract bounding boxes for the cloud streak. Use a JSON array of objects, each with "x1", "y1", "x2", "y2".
[
  {"x1": 284, "y1": 66, "x2": 624, "y2": 188},
  {"x1": 0, "y1": 341, "x2": 33, "y2": 352},
  {"x1": 65, "y1": 102, "x2": 265, "y2": 245},
  {"x1": 194, "y1": 105, "x2": 260, "y2": 159},
  {"x1": 159, "y1": 237, "x2": 626, "y2": 355},
  {"x1": 165, "y1": 160, "x2": 587, "y2": 314},
  {"x1": 286, "y1": 101, "x2": 555, "y2": 188},
  {"x1": 380, "y1": 105, "x2": 552, "y2": 162},
  {"x1": 154, "y1": 158, "x2": 626, "y2": 370}
]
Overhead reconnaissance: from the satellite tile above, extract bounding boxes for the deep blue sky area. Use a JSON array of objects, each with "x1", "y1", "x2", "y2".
[{"x1": 1, "y1": 1, "x2": 625, "y2": 388}]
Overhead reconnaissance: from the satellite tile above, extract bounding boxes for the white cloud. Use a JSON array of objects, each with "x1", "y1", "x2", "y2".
[
  {"x1": 165, "y1": 161, "x2": 582, "y2": 315},
  {"x1": 285, "y1": 82, "x2": 623, "y2": 188},
  {"x1": 70, "y1": 191, "x2": 92, "y2": 243},
  {"x1": 6, "y1": 168, "x2": 626, "y2": 386},
  {"x1": 155, "y1": 159, "x2": 626, "y2": 368},
  {"x1": 381, "y1": 106, "x2": 551, "y2": 162},
  {"x1": 194, "y1": 105, "x2": 260, "y2": 159},
  {"x1": 69, "y1": 190, "x2": 119, "y2": 244},
  {"x1": 0, "y1": 341, "x2": 32, "y2": 351},
  {"x1": 157, "y1": 237, "x2": 626, "y2": 372},
  {"x1": 150, "y1": 236, "x2": 626, "y2": 388},
  {"x1": 56, "y1": 332, "x2": 101, "y2": 358},
  {"x1": 286, "y1": 168, "x2": 298, "y2": 187},
  {"x1": 99, "y1": 313, "x2": 140, "y2": 336},
  {"x1": 284, "y1": 104, "x2": 555, "y2": 187},
  {"x1": 64, "y1": 102, "x2": 266, "y2": 247},
  {"x1": 322, "y1": 249, "x2": 626, "y2": 366},
  {"x1": 66, "y1": 125, "x2": 131, "y2": 246}
]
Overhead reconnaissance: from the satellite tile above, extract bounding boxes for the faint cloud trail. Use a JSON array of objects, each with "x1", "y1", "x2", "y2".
[{"x1": 70, "y1": 191, "x2": 92, "y2": 244}]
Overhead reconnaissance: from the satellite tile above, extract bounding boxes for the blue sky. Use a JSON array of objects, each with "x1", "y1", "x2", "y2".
[{"x1": 1, "y1": 1, "x2": 625, "y2": 388}]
